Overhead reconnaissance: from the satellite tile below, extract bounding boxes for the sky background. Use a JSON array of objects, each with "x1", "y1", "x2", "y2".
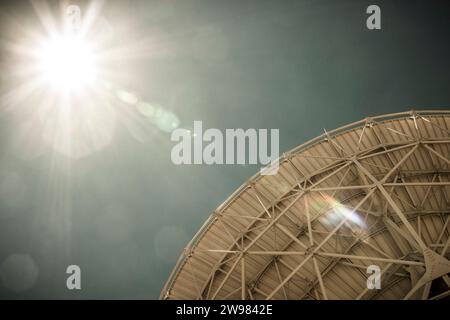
[{"x1": 0, "y1": 0, "x2": 449, "y2": 299}]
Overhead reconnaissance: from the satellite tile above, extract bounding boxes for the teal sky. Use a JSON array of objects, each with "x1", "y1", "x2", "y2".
[{"x1": 0, "y1": 0, "x2": 449, "y2": 298}]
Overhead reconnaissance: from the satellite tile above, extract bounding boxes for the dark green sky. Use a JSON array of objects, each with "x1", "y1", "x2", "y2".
[{"x1": 0, "y1": 0, "x2": 449, "y2": 298}]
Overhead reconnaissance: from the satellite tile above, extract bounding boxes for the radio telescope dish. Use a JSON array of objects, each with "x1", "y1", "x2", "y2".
[{"x1": 161, "y1": 110, "x2": 450, "y2": 300}]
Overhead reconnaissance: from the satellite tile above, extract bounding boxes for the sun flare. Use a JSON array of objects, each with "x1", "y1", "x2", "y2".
[
  {"x1": 2, "y1": 2, "x2": 180, "y2": 158},
  {"x1": 35, "y1": 34, "x2": 97, "y2": 93}
]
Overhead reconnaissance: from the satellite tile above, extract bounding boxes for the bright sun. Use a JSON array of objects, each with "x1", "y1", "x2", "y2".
[
  {"x1": 4, "y1": 2, "x2": 180, "y2": 158},
  {"x1": 36, "y1": 34, "x2": 97, "y2": 93}
]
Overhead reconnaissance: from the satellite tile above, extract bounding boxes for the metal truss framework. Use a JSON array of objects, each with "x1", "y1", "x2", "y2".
[{"x1": 161, "y1": 110, "x2": 450, "y2": 300}]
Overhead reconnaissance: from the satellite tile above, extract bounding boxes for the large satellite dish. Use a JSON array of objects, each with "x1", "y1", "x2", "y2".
[{"x1": 161, "y1": 110, "x2": 450, "y2": 300}]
